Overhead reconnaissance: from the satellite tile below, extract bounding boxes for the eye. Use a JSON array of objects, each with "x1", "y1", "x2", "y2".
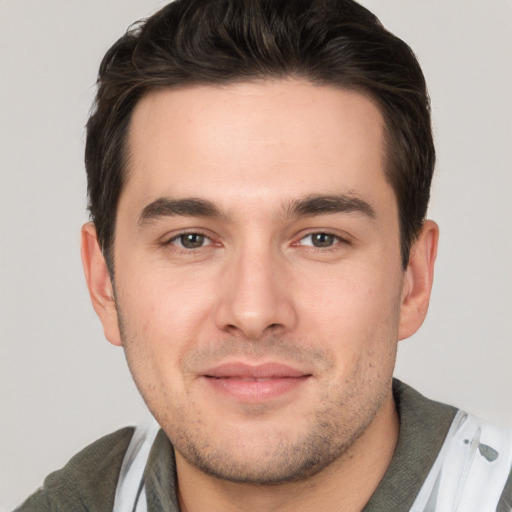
[
  {"x1": 170, "y1": 233, "x2": 211, "y2": 249},
  {"x1": 299, "y1": 232, "x2": 341, "y2": 248}
]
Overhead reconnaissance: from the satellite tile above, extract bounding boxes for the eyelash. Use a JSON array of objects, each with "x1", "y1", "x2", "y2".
[
  {"x1": 163, "y1": 230, "x2": 349, "y2": 253},
  {"x1": 296, "y1": 232, "x2": 347, "y2": 249},
  {"x1": 165, "y1": 231, "x2": 216, "y2": 250}
]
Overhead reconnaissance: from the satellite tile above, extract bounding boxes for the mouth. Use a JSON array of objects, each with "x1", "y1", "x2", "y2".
[{"x1": 201, "y1": 362, "x2": 312, "y2": 402}]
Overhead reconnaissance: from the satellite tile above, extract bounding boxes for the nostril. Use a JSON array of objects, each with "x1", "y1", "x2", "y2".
[{"x1": 224, "y1": 324, "x2": 240, "y2": 335}]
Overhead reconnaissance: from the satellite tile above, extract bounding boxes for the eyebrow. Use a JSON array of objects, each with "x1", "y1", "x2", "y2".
[
  {"x1": 285, "y1": 194, "x2": 375, "y2": 219},
  {"x1": 138, "y1": 197, "x2": 223, "y2": 225},
  {"x1": 138, "y1": 193, "x2": 375, "y2": 226}
]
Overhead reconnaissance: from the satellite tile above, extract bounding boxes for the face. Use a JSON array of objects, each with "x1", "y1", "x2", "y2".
[{"x1": 85, "y1": 79, "x2": 429, "y2": 484}]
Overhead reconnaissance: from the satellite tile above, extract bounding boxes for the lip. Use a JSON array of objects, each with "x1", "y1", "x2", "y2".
[{"x1": 201, "y1": 362, "x2": 312, "y2": 402}]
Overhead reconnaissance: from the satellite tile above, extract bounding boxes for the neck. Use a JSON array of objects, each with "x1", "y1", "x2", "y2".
[{"x1": 176, "y1": 390, "x2": 399, "y2": 512}]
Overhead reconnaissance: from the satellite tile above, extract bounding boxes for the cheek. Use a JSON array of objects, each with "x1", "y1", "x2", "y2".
[
  {"x1": 120, "y1": 257, "x2": 215, "y2": 322},
  {"x1": 115, "y1": 265, "x2": 217, "y2": 376},
  {"x1": 296, "y1": 262, "x2": 402, "y2": 361},
  {"x1": 298, "y1": 260, "x2": 399, "y2": 317}
]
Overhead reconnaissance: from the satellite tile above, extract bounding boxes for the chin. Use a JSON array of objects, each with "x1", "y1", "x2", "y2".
[{"x1": 170, "y1": 408, "x2": 373, "y2": 485}]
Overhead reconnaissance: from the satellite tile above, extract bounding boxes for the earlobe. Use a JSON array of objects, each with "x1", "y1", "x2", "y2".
[
  {"x1": 81, "y1": 223, "x2": 123, "y2": 346},
  {"x1": 398, "y1": 220, "x2": 439, "y2": 341}
]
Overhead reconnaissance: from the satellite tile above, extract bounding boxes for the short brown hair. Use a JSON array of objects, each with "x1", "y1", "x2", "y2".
[{"x1": 85, "y1": 0, "x2": 435, "y2": 271}]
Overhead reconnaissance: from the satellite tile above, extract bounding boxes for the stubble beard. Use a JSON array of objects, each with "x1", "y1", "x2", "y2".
[
  {"x1": 116, "y1": 305, "x2": 396, "y2": 486},
  {"x1": 134, "y1": 342, "x2": 391, "y2": 486},
  {"x1": 170, "y1": 383, "x2": 389, "y2": 486}
]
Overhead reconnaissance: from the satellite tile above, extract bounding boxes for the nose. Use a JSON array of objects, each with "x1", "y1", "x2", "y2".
[{"x1": 214, "y1": 245, "x2": 298, "y2": 339}]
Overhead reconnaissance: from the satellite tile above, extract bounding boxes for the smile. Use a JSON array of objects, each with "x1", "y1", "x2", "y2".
[{"x1": 201, "y1": 362, "x2": 312, "y2": 402}]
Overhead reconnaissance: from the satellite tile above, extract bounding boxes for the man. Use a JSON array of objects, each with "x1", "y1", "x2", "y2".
[{"x1": 16, "y1": 0, "x2": 512, "y2": 510}]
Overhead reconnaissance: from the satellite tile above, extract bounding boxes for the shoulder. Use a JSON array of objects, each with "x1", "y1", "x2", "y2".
[
  {"x1": 15, "y1": 427, "x2": 134, "y2": 512},
  {"x1": 393, "y1": 380, "x2": 512, "y2": 511},
  {"x1": 387, "y1": 380, "x2": 512, "y2": 511},
  {"x1": 498, "y1": 469, "x2": 512, "y2": 512}
]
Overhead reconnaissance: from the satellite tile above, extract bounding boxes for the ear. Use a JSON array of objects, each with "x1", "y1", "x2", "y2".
[
  {"x1": 398, "y1": 220, "x2": 439, "y2": 341},
  {"x1": 81, "y1": 223, "x2": 122, "y2": 346}
]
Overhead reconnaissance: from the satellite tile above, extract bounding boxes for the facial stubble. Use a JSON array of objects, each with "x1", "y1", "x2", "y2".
[{"x1": 116, "y1": 299, "x2": 397, "y2": 485}]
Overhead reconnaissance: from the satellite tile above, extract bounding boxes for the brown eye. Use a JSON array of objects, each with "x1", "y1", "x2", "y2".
[
  {"x1": 299, "y1": 233, "x2": 339, "y2": 248},
  {"x1": 173, "y1": 233, "x2": 208, "y2": 249},
  {"x1": 311, "y1": 233, "x2": 336, "y2": 247}
]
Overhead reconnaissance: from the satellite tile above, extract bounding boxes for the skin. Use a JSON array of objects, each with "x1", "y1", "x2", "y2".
[{"x1": 82, "y1": 79, "x2": 438, "y2": 512}]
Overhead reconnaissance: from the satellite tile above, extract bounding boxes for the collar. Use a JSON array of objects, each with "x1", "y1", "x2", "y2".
[
  {"x1": 143, "y1": 379, "x2": 457, "y2": 512},
  {"x1": 362, "y1": 379, "x2": 457, "y2": 511}
]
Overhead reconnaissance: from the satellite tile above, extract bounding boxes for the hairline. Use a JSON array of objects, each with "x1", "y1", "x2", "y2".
[{"x1": 103, "y1": 76, "x2": 409, "y2": 275}]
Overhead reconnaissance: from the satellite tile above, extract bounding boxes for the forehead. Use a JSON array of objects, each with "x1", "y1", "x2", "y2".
[{"x1": 122, "y1": 79, "x2": 390, "y2": 214}]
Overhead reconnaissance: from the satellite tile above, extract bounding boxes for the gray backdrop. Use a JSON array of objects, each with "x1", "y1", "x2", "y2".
[{"x1": 1, "y1": 1, "x2": 511, "y2": 510}]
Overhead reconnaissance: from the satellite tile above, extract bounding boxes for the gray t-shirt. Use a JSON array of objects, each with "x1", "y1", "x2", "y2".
[{"x1": 16, "y1": 380, "x2": 512, "y2": 511}]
